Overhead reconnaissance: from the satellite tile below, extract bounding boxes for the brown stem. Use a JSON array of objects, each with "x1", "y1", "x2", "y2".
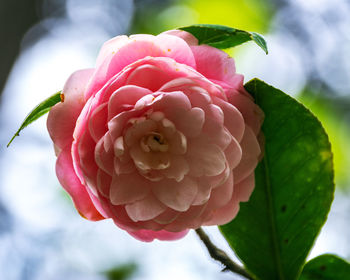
[{"x1": 195, "y1": 227, "x2": 254, "y2": 280}]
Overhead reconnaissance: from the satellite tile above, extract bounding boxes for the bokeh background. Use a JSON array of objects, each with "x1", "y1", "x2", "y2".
[{"x1": 0, "y1": 0, "x2": 349, "y2": 279}]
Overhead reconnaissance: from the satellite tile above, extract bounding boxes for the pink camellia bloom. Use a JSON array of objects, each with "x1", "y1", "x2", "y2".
[{"x1": 47, "y1": 30, "x2": 263, "y2": 242}]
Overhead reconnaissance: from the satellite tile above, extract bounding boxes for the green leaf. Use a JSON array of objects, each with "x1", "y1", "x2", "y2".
[
  {"x1": 219, "y1": 79, "x2": 334, "y2": 280},
  {"x1": 7, "y1": 91, "x2": 62, "y2": 147},
  {"x1": 104, "y1": 263, "x2": 138, "y2": 280},
  {"x1": 178, "y1": 24, "x2": 268, "y2": 54},
  {"x1": 299, "y1": 254, "x2": 350, "y2": 280}
]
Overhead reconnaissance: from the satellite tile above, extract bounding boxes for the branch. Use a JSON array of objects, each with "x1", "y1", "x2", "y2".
[{"x1": 195, "y1": 227, "x2": 254, "y2": 280}]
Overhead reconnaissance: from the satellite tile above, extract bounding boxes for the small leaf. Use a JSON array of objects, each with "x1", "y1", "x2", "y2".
[
  {"x1": 104, "y1": 263, "x2": 138, "y2": 280},
  {"x1": 179, "y1": 24, "x2": 268, "y2": 54},
  {"x1": 299, "y1": 254, "x2": 350, "y2": 280},
  {"x1": 220, "y1": 79, "x2": 334, "y2": 280},
  {"x1": 7, "y1": 91, "x2": 62, "y2": 147}
]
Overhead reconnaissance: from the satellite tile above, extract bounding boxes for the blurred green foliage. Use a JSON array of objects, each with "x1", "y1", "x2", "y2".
[
  {"x1": 103, "y1": 263, "x2": 138, "y2": 280},
  {"x1": 298, "y1": 92, "x2": 350, "y2": 189},
  {"x1": 131, "y1": 0, "x2": 273, "y2": 34}
]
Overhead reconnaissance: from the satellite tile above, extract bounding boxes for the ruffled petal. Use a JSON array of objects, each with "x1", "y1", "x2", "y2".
[
  {"x1": 125, "y1": 194, "x2": 166, "y2": 222},
  {"x1": 191, "y1": 45, "x2": 239, "y2": 88},
  {"x1": 56, "y1": 146, "x2": 104, "y2": 221},
  {"x1": 161, "y1": 30, "x2": 198, "y2": 46},
  {"x1": 233, "y1": 126, "x2": 261, "y2": 184},
  {"x1": 227, "y1": 88, "x2": 264, "y2": 136},
  {"x1": 47, "y1": 69, "x2": 94, "y2": 150},
  {"x1": 109, "y1": 173, "x2": 150, "y2": 205},
  {"x1": 152, "y1": 177, "x2": 198, "y2": 211},
  {"x1": 128, "y1": 229, "x2": 188, "y2": 242}
]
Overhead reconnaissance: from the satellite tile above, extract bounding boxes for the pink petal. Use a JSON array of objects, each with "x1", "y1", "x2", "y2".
[
  {"x1": 212, "y1": 96, "x2": 245, "y2": 142},
  {"x1": 161, "y1": 155, "x2": 189, "y2": 182},
  {"x1": 152, "y1": 91, "x2": 192, "y2": 115},
  {"x1": 107, "y1": 109, "x2": 144, "y2": 140},
  {"x1": 127, "y1": 229, "x2": 188, "y2": 242},
  {"x1": 47, "y1": 69, "x2": 94, "y2": 150},
  {"x1": 56, "y1": 145, "x2": 104, "y2": 221},
  {"x1": 126, "y1": 64, "x2": 177, "y2": 91},
  {"x1": 78, "y1": 130, "x2": 98, "y2": 193},
  {"x1": 87, "y1": 34, "x2": 196, "y2": 102},
  {"x1": 192, "y1": 178, "x2": 212, "y2": 206},
  {"x1": 234, "y1": 172, "x2": 255, "y2": 202},
  {"x1": 125, "y1": 194, "x2": 166, "y2": 222},
  {"x1": 191, "y1": 45, "x2": 239, "y2": 88},
  {"x1": 96, "y1": 168, "x2": 112, "y2": 198},
  {"x1": 224, "y1": 137, "x2": 243, "y2": 170},
  {"x1": 161, "y1": 30, "x2": 199, "y2": 46},
  {"x1": 203, "y1": 195, "x2": 240, "y2": 226},
  {"x1": 89, "y1": 103, "x2": 108, "y2": 142},
  {"x1": 170, "y1": 107, "x2": 205, "y2": 139},
  {"x1": 154, "y1": 208, "x2": 179, "y2": 224},
  {"x1": 187, "y1": 138, "x2": 226, "y2": 177},
  {"x1": 206, "y1": 172, "x2": 234, "y2": 209},
  {"x1": 95, "y1": 35, "x2": 130, "y2": 67},
  {"x1": 233, "y1": 126, "x2": 261, "y2": 184},
  {"x1": 227, "y1": 88, "x2": 264, "y2": 136},
  {"x1": 109, "y1": 173, "x2": 150, "y2": 205},
  {"x1": 152, "y1": 177, "x2": 198, "y2": 211},
  {"x1": 164, "y1": 204, "x2": 207, "y2": 231},
  {"x1": 108, "y1": 85, "x2": 153, "y2": 120},
  {"x1": 95, "y1": 135, "x2": 114, "y2": 175},
  {"x1": 203, "y1": 163, "x2": 231, "y2": 189}
]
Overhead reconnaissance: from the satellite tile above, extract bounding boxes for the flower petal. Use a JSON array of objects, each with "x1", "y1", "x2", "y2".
[
  {"x1": 127, "y1": 229, "x2": 188, "y2": 242},
  {"x1": 109, "y1": 173, "x2": 150, "y2": 205},
  {"x1": 233, "y1": 126, "x2": 261, "y2": 184},
  {"x1": 152, "y1": 177, "x2": 198, "y2": 211},
  {"x1": 125, "y1": 194, "x2": 166, "y2": 222},
  {"x1": 47, "y1": 69, "x2": 94, "y2": 150},
  {"x1": 56, "y1": 145, "x2": 104, "y2": 221},
  {"x1": 191, "y1": 45, "x2": 239, "y2": 88}
]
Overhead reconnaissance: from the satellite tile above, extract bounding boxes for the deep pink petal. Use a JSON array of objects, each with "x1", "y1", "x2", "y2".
[
  {"x1": 47, "y1": 69, "x2": 94, "y2": 150},
  {"x1": 56, "y1": 146, "x2": 104, "y2": 221},
  {"x1": 128, "y1": 229, "x2": 188, "y2": 242},
  {"x1": 89, "y1": 103, "x2": 108, "y2": 142},
  {"x1": 95, "y1": 135, "x2": 115, "y2": 175}
]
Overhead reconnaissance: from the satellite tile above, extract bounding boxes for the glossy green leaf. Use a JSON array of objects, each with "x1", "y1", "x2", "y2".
[
  {"x1": 299, "y1": 254, "x2": 350, "y2": 280},
  {"x1": 220, "y1": 79, "x2": 334, "y2": 280},
  {"x1": 7, "y1": 91, "x2": 62, "y2": 147},
  {"x1": 179, "y1": 24, "x2": 268, "y2": 54}
]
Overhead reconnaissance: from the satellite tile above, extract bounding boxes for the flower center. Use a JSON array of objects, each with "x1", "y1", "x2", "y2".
[{"x1": 140, "y1": 132, "x2": 169, "y2": 152}]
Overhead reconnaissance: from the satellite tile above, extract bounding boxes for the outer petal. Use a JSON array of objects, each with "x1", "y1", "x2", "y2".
[
  {"x1": 128, "y1": 229, "x2": 189, "y2": 242},
  {"x1": 47, "y1": 69, "x2": 94, "y2": 150},
  {"x1": 191, "y1": 45, "x2": 240, "y2": 88},
  {"x1": 161, "y1": 30, "x2": 199, "y2": 46},
  {"x1": 56, "y1": 146, "x2": 104, "y2": 221},
  {"x1": 85, "y1": 34, "x2": 196, "y2": 100},
  {"x1": 227, "y1": 88, "x2": 264, "y2": 136},
  {"x1": 233, "y1": 126, "x2": 261, "y2": 184}
]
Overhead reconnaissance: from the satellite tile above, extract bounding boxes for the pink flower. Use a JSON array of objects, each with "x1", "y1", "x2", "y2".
[{"x1": 47, "y1": 30, "x2": 263, "y2": 242}]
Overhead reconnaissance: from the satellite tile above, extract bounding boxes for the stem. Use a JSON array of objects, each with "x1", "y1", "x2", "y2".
[{"x1": 195, "y1": 227, "x2": 254, "y2": 280}]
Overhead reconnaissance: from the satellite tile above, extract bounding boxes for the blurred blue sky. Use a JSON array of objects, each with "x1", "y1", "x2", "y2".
[{"x1": 0, "y1": 0, "x2": 349, "y2": 279}]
